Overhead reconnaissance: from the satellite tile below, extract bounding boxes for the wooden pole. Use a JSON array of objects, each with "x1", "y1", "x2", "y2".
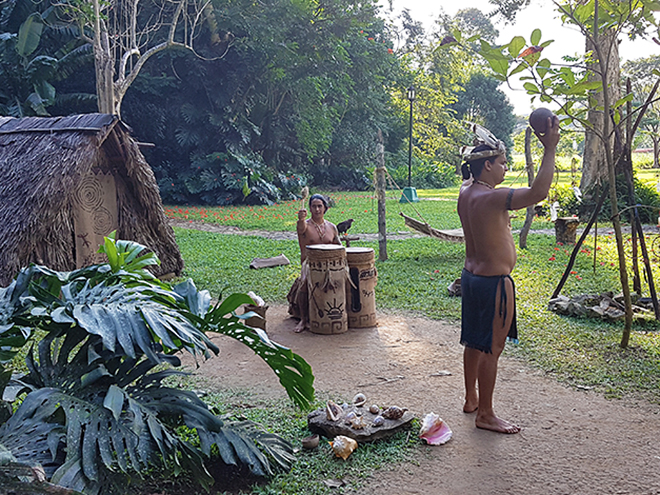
[
  {"x1": 519, "y1": 127, "x2": 536, "y2": 249},
  {"x1": 376, "y1": 129, "x2": 388, "y2": 261}
]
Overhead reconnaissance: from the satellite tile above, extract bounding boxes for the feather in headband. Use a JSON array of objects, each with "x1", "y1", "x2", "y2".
[{"x1": 460, "y1": 123, "x2": 506, "y2": 162}]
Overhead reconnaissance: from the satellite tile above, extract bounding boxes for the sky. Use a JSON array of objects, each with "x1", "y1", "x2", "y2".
[{"x1": 380, "y1": 0, "x2": 660, "y2": 115}]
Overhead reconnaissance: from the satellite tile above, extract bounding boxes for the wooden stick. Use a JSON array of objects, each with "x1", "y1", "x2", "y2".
[{"x1": 301, "y1": 186, "x2": 309, "y2": 211}]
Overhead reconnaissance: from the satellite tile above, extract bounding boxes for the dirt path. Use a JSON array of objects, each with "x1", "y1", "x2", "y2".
[{"x1": 180, "y1": 305, "x2": 660, "y2": 495}]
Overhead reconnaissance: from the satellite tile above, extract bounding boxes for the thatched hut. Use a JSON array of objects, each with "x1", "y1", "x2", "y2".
[{"x1": 0, "y1": 113, "x2": 183, "y2": 286}]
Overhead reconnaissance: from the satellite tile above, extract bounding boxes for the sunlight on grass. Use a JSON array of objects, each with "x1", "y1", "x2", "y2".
[{"x1": 176, "y1": 224, "x2": 660, "y2": 405}]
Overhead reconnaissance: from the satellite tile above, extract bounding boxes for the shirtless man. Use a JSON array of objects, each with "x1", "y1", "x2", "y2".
[
  {"x1": 457, "y1": 118, "x2": 559, "y2": 433},
  {"x1": 287, "y1": 194, "x2": 340, "y2": 332}
]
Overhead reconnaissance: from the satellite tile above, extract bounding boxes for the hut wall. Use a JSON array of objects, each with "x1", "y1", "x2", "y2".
[
  {"x1": 112, "y1": 132, "x2": 183, "y2": 277},
  {"x1": 0, "y1": 132, "x2": 98, "y2": 285}
]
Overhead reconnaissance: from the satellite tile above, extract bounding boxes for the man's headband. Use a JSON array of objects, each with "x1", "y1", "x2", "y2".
[{"x1": 460, "y1": 123, "x2": 506, "y2": 163}]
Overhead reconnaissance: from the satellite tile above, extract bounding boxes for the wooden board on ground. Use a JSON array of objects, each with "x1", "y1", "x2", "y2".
[{"x1": 249, "y1": 254, "x2": 290, "y2": 269}]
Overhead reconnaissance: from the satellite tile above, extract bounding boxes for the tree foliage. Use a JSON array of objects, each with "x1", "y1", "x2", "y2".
[
  {"x1": 0, "y1": 0, "x2": 94, "y2": 116},
  {"x1": 120, "y1": 0, "x2": 402, "y2": 203}
]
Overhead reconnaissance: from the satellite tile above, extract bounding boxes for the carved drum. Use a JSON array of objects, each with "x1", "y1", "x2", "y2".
[{"x1": 307, "y1": 244, "x2": 348, "y2": 334}]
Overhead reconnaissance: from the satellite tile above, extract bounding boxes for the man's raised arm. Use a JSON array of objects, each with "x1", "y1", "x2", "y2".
[{"x1": 509, "y1": 116, "x2": 560, "y2": 210}]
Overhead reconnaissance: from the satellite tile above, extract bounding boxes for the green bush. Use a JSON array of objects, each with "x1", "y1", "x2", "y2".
[
  {"x1": 546, "y1": 183, "x2": 581, "y2": 217},
  {"x1": 575, "y1": 173, "x2": 660, "y2": 224},
  {"x1": 632, "y1": 153, "x2": 655, "y2": 169},
  {"x1": 0, "y1": 235, "x2": 315, "y2": 494},
  {"x1": 386, "y1": 150, "x2": 458, "y2": 189}
]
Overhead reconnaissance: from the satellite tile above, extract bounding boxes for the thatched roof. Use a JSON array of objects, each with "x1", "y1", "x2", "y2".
[{"x1": 0, "y1": 113, "x2": 183, "y2": 286}]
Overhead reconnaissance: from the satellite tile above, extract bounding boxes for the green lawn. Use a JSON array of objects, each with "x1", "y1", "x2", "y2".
[
  {"x1": 168, "y1": 186, "x2": 660, "y2": 494},
  {"x1": 174, "y1": 204, "x2": 660, "y2": 405},
  {"x1": 166, "y1": 169, "x2": 660, "y2": 237}
]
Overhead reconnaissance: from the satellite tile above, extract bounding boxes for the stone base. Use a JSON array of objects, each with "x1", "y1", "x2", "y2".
[{"x1": 307, "y1": 405, "x2": 414, "y2": 443}]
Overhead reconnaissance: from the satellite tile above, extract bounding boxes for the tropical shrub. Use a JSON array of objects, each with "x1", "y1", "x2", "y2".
[
  {"x1": 0, "y1": 234, "x2": 314, "y2": 494},
  {"x1": 386, "y1": 150, "x2": 459, "y2": 190},
  {"x1": 574, "y1": 173, "x2": 660, "y2": 224}
]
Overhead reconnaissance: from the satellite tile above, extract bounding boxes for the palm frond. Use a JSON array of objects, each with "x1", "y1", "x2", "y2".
[{"x1": 203, "y1": 293, "x2": 315, "y2": 410}]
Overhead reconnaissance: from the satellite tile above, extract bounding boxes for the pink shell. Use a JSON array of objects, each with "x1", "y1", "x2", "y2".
[{"x1": 418, "y1": 413, "x2": 452, "y2": 445}]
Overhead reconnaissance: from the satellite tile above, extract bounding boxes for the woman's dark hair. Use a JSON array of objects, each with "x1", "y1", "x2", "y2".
[
  {"x1": 461, "y1": 144, "x2": 498, "y2": 180},
  {"x1": 309, "y1": 194, "x2": 329, "y2": 211}
]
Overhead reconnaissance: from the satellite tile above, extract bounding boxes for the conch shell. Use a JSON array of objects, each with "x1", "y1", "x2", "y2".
[
  {"x1": 349, "y1": 416, "x2": 367, "y2": 429},
  {"x1": 330, "y1": 435, "x2": 358, "y2": 460},
  {"x1": 352, "y1": 393, "x2": 367, "y2": 407},
  {"x1": 381, "y1": 406, "x2": 407, "y2": 420},
  {"x1": 418, "y1": 413, "x2": 453, "y2": 445},
  {"x1": 326, "y1": 400, "x2": 343, "y2": 421}
]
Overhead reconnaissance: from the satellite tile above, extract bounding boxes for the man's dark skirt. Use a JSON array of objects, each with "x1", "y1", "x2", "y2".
[{"x1": 460, "y1": 268, "x2": 518, "y2": 354}]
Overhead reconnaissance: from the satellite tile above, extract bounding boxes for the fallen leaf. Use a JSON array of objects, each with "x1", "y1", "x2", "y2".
[
  {"x1": 429, "y1": 370, "x2": 452, "y2": 377},
  {"x1": 323, "y1": 479, "x2": 346, "y2": 488}
]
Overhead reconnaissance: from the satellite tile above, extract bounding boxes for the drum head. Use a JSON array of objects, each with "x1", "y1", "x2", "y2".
[
  {"x1": 345, "y1": 247, "x2": 373, "y2": 254},
  {"x1": 306, "y1": 244, "x2": 345, "y2": 251}
]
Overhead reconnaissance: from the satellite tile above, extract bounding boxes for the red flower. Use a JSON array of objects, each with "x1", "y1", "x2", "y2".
[
  {"x1": 549, "y1": 256, "x2": 556, "y2": 261},
  {"x1": 570, "y1": 271, "x2": 576, "y2": 274},
  {"x1": 387, "y1": 48, "x2": 394, "y2": 54}
]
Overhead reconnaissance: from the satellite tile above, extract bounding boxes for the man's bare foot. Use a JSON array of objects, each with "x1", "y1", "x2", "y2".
[
  {"x1": 475, "y1": 414, "x2": 520, "y2": 434},
  {"x1": 293, "y1": 321, "x2": 308, "y2": 333},
  {"x1": 463, "y1": 398, "x2": 478, "y2": 414}
]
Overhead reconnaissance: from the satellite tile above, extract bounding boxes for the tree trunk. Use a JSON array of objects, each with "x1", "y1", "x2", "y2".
[
  {"x1": 93, "y1": 0, "x2": 117, "y2": 115},
  {"x1": 580, "y1": 31, "x2": 620, "y2": 196},
  {"x1": 654, "y1": 137, "x2": 659, "y2": 168},
  {"x1": 588, "y1": 18, "x2": 632, "y2": 347}
]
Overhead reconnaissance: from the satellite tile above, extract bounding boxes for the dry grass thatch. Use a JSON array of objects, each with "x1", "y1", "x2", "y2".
[{"x1": 0, "y1": 113, "x2": 183, "y2": 286}]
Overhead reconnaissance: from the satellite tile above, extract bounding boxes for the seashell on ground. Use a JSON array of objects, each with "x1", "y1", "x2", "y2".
[
  {"x1": 330, "y1": 435, "x2": 358, "y2": 460},
  {"x1": 326, "y1": 400, "x2": 344, "y2": 421},
  {"x1": 302, "y1": 434, "x2": 320, "y2": 450},
  {"x1": 418, "y1": 412, "x2": 453, "y2": 445},
  {"x1": 350, "y1": 416, "x2": 367, "y2": 429},
  {"x1": 369, "y1": 404, "x2": 380, "y2": 414},
  {"x1": 381, "y1": 406, "x2": 407, "y2": 420},
  {"x1": 372, "y1": 415, "x2": 385, "y2": 427},
  {"x1": 352, "y1": 393, "x2": 367, "y2": 407}
]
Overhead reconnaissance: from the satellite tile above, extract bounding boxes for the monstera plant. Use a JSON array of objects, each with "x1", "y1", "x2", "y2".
[{"x1": 0, "y1": 234, "x2": 314, "y2": 494}]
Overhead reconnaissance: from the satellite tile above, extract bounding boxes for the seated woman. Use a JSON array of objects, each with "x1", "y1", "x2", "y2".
[{"x1": 287, "y1": 194, "x2": 340, "y2": 332}]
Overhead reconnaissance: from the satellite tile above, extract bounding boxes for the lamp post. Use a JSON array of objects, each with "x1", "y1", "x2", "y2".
[
  {"x1": 407, "y1": 86, "x2": 414, "y2": 187},
  {"x1": 400, "y1": 85, "x2": 419, "y2": 203}
]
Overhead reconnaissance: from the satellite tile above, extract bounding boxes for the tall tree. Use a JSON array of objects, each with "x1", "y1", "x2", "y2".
[
  {"x1": 450, "y1": 72, "x2": 515, "y2": 150},
  {"x1": 122, "y1": 0, "x2": 401, "y2": 203},
  {"x1": 62, "y1": 0, "x2": 232, "y2": 117},
  {"x1": 452, "y1": 0, "x2": 660, "y2": 347}
]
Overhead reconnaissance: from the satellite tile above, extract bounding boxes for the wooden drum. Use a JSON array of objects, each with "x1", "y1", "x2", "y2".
[
  {"x1": 307, "y1": 244, "x2": 348, "y2": 334},
  {"x1": 346, "y1": 247, "x2": 377, "y2": 328}
]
